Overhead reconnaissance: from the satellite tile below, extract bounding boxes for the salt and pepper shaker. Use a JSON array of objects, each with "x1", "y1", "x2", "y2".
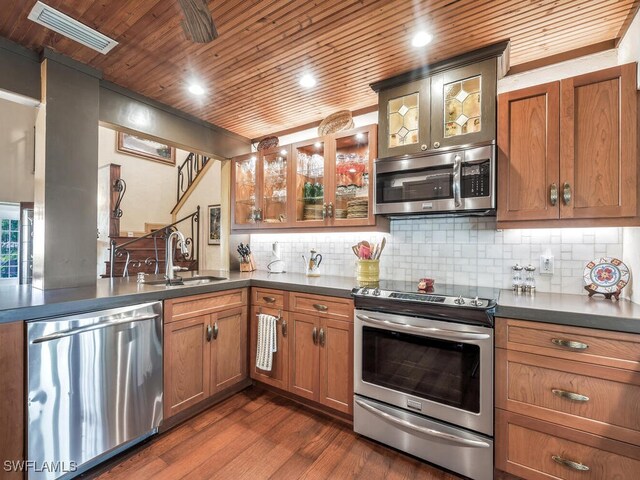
[
  {"x1": 524, "y1": 264, "x2": 536, "y2": 294},
  {"x1": 512, "y1": 264, "x2": 524, "y2": 293}
]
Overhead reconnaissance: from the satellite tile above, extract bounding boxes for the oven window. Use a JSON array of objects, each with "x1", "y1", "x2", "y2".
[
  {"x1": 376, "y1": 167, "x2": 452, "y2": 204},
  {"x1": 362, "y1": 326, "x2": 480, "y2": 413}
]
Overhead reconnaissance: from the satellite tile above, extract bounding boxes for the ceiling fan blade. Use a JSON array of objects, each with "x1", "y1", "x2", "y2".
[{"x1": 178, "y1": 0, "x2": 218, "y2": 43}]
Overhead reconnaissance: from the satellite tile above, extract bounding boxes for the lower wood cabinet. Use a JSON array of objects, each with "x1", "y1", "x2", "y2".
[
  {"x1": 0, "y1": 321, "x2": 24, "y2": 479},
  {"x1": 249, "y1": 289, "x2": 354, "y2": 416},
  {"x1": 249, "y1": 306, "x2": 289, "y2": 391},
  {"x1": 496, "y1": 317, "x2": 640, "y2": 479},
  {"x1": 289, "y1": 312, "x2": 353, "y2": 414},
  {"x1": 164, "y1": 290, "x2": 248, "y2": 419}
]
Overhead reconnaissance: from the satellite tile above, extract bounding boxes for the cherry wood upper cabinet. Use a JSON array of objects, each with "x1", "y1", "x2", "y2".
[
  {"x1": 497, "y1": 63, "x2": 638, "y2": 228},
  {"x1": 231, "y1": 125, "x2": 387, "y2": 232},
  {"x1": 497, "y1": 82, "x2": 560, "y2": 222},
  {"x1": 560, "y1": 64, "x2": 638, "y2": 220}
]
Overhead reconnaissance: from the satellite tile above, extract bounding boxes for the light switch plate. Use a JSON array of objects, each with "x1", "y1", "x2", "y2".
[{"x1": 540, "y1": 254, "x2": 554, "y2": 275}]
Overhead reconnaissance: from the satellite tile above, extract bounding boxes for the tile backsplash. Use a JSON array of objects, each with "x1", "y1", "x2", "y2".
[{"x1": 250, "y1": 217, "x2": 624, "y2": 295}]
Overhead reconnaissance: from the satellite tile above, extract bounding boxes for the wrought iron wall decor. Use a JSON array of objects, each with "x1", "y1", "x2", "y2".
[
  {"x1": 112, "y1": 178, "x2": 126, "y2": 219},
  {"x1": 108, "y1": 206, "x2": 200, "y2": 277}
]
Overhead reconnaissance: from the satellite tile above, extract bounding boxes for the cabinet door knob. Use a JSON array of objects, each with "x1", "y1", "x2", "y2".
[
  {"x1": 319, "y1": 328, "x2": 325, "y2": 347},
  {"x1": 421, "y1": 144, "x2": 428, "y2": 151},
  {"x1": 562, "y1": 182, "x2": 571, "y2": 205},
  {"x1": 206, "y1": 324, "x2": 213, "y2": 342},
  {"x1": 552, "y1": 455, "x2": 589, "y2": 471},
  {"x1": 312, "y1": 327, "x2": 318, "y2": 345},
  {"x1": 327, "y1": 202, "x2": 334, "y2": 218},
  {"x1": 550, "y1": 183, "x2": 558, "y2": 206},
  {"x1": 433, "y1": 142, "x2": 440, "y2": 149},
  {"x1": 322, "y1": 203, "x2": 327, "y2": 219}
]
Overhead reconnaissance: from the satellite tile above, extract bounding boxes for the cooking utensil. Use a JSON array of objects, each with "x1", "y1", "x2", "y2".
[{"x1": 376, "y1": 238, "x2": 386, "y2": 259}]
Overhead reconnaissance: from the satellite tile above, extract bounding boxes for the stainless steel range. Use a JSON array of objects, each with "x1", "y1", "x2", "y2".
[{"x1": 353, "y1": 282, "x2": 497, "y2": 480}]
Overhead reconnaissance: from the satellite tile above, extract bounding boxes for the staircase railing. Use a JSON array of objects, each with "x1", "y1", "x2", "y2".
[
  {"x1": 109, "y1": 206, "x2": 200, "y2": 278},
  {"x1": 177, "y1": 153, "x2": 210, "y2": 205}
]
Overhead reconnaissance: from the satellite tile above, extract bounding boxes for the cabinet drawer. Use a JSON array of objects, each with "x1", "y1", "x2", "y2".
[
  {"x1": 496, "y1": 318, "x2": 640, "y2": 371},
  {"x1": 251, "y1": 287, "x2": 287, "y2": 309},
  {"x1": 289, "y1": 292, "x2": 353, "y2": 321},
  {"x1": 496, "y1": 348, "x2": 640, "y2": 445},
  {"x1": 496, "y1": 409, "x2": 640, "y2": 480},
  {"x1": 165, "y1": 289, "x2": 247, "y2": 323}
]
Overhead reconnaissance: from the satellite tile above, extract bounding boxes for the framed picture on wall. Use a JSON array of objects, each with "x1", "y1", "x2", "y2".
[
  {"x1": 208, "y1": 204, "x2": 221, "y2": 245},
  {"x1": 116, "y1": 131, "x2": 176, "y2": 165}
]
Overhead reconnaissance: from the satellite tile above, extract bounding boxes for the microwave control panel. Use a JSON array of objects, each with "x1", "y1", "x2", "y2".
[{"x1": 461, "y1": 161, "x2": 490, "y2": 198}]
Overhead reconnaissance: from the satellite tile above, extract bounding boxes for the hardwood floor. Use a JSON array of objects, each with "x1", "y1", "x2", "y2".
[{"x1": 90, "y1": 387, "x2": 461, "y2": 480}]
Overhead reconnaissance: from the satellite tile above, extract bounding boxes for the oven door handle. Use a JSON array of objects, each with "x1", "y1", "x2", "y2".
[
  {"x1": 356, "y1": 314, "x2": 490, "y2": 341},
  {"x1": 355, "y1": 398, "x2": 490, "y2": 448}
]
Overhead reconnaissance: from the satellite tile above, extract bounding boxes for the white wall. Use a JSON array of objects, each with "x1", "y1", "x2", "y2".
[
  {"x1": 176, "y1": 160, "x2": 225, "y2": 270},
  {"x1": 98, "y1": 126, "x2": 191, "y2": 234},
  {"x1": 0, "y1": 98, "x2": 38, "y2": 203}
]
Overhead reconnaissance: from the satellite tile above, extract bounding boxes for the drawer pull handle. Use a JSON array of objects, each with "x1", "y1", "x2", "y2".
[
  {"x1": 551, "y1": 338, "x2": 588, "y2": 350},
  {"x1": 313, "y1": 303, "x2": 329, "y2": 312},
  {"x1": 552, "y1": 455, "x2": 590, "y2": 472},
  {"x1": 552, "y1": 389, "x2": 589, "y2": 402},
  {"x1": 319, "y1": 328, "x2": 325, "y2": 346},
  {"x1": 312, "y1": 327, "x2": 318, "y2": 345},
  {"x1": 263, "y1": 296, "x2": 276, "y2": 304}
]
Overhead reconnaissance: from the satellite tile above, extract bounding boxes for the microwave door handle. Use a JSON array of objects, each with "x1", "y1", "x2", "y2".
[
  {"x1": 452, "y1": 154, "x2": 462, "y2": 208},
  {"x1": 356, "y1": 314, "x2": 490, "y2": 341},
  {"x1": 355, "y1": 398, "x2": 490, "y2": 448}
]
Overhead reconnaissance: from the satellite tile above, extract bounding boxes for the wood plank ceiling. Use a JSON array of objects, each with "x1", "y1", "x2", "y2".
[{"x1": 1, "y1": 0, "x2": 638, "y2": 140}]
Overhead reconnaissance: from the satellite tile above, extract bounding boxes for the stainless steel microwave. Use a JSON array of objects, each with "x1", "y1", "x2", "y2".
[{"x1": 374, "y1": 143, "x2": 496, "y2": 216}]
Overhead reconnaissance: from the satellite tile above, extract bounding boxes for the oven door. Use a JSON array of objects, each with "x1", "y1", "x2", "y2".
[{"x1": 354, "y1": 309, "x2": 493, "y2": 435}]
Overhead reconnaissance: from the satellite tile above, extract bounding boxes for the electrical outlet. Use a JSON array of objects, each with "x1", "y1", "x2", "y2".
[{"x1": 540, "y1": 254, "x2": 554, "y2": 275}]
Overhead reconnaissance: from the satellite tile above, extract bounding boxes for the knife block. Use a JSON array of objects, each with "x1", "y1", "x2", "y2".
[{"x1": 239, "y1": 253, "x2": 256, "y2": 272}]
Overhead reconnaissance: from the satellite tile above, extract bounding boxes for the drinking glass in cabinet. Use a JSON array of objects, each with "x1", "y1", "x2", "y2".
[
  {"x1": 335, "y1": 132, "x2": 369, "y2": 220},
  {"x1": 262, "y1": 150, "x2": 288, "y2": 224},
  {"x1": 234, "y1": 155, "x2": 257, "y2": 224},
  {"x1": 295, "y1": 142, "x2": 325, "y2": 222}
]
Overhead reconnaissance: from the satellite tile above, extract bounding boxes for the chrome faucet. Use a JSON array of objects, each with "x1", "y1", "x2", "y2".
[{"x1": 165, "y1": 230, "x2": 188, "y2": 284}]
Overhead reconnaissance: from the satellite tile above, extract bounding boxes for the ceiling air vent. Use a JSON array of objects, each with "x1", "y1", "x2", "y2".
[{"x1": 28, "y1": 1, "x2": 118, "y2": 54}]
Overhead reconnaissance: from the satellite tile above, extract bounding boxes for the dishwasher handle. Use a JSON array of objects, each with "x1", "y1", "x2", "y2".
[{"x1": 31, "y1": 313, "x2": 160, "y2": 344}]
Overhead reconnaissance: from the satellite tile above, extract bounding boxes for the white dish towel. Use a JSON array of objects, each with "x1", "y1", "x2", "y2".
[{"x1": 256, "y1": 313, "x2": 278, "y2": 371}]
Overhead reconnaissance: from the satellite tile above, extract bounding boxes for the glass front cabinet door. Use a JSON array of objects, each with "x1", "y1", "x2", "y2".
[
  {"x1": 292, "y1": 139, "x2": 327, "y2": 227},
  {"x1": 430, "y1": 58, "x2": 497, "y2": 149},
  {"x1": 377, "y1": 78, "x2": 430, "y2": 159},
  {"x1": 232, "y1": 153, "x2": 259, "y2": 228},
  {"x1": 330, "y1": 125, "x2": 376, "y2": 226},
  {"x1": 259, "y1": 146, "x2": 290, "y2": 228}
]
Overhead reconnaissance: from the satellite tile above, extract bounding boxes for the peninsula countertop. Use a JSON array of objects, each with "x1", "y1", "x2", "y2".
[{"x1": 1, "y1": 273, "x2": 639, "y2": 334}]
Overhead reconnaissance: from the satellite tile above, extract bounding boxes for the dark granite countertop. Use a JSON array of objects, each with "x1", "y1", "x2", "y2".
[
  {"x1": 0, "y1": 270, "x2": 356, "y2": 324},
  {"x1": 2, "y1": 272, "x2": 640, "y2": 334},
  {"x1": 496, "y1": 289, "x2": 640, "y2": 334}
]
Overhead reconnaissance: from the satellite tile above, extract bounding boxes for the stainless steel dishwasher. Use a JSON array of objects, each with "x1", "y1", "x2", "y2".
[{"x1": 27, "y1": 302, "x2": 163, "y2": 480}]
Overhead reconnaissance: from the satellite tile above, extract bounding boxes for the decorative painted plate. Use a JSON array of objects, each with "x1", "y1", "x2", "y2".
[{"x1": 583, "y1": 257, "x2": 629, "y2": 297}]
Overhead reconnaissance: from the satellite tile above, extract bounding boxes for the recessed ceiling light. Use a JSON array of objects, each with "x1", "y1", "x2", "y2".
[
  {"x1": 280, "y1": 149, "x2": 288, "y2": 155},
  {"x1": 188, "y1": 83, "x2": 205, "y2": 96},
  {"x1": 355, "y1": 133, "x2": 364, "y2": 140},
  {"x1": 250, "y1": 155, "x2": 257, "y2": 161},
  {"x1": 299, "y1": 73, "x2": 317, "y2": 88},
  {"x1": 314, "y1": 142, "x2": 322, "y2": 148},
  {"x1": 411, "y1": 31, "x2": 433, "y2": 48}
]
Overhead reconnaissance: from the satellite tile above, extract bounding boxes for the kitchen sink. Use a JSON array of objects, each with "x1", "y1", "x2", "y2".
[{"x1": 143, "y1": 275, "x2": 227, "y2": 287}]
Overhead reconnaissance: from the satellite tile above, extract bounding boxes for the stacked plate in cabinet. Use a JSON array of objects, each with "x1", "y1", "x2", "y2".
[{"x1": 347, "y1": 198, "x2": 368, "y2": 218}]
